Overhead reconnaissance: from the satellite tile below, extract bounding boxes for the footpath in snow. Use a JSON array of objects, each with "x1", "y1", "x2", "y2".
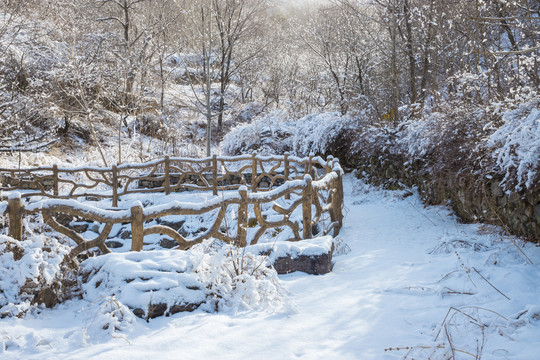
[{"x1": 1, "y1": 174, "x2": 540, "y2": 359}]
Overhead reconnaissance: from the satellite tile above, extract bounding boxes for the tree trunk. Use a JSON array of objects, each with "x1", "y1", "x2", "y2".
[
  {"x1": 390, "y1": 0, "x2": 399, "y2": 125},
  {"x1": 403, "y1": 0, "x2": 417, "y2": 104}
]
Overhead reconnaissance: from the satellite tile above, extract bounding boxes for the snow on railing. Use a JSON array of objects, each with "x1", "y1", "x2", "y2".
[{"x1": 0, "y1": 154, "x2": 344, "y2": 257}]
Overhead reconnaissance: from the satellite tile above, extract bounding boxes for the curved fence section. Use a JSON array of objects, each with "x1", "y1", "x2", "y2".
[
  {"x1": 1, "y1": 153, "x2": 331, "y2": 204},
  {"x1": 0, "y1": 154, "x2": 343, "y2": 256}
]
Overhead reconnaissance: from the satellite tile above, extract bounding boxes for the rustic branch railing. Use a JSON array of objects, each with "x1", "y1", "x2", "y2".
[
  {"x1": 0, "y1": 153, "x2": 328, "y2": 203},
  {"x1": 0, "y1": 154, "x2": 343, "y2": 256}
]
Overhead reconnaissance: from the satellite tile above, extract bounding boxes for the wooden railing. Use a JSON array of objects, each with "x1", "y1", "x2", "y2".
[
  {"x1": 0, "y1": 153, "x2": 329, "y2": 205},
  {"x1": 0, "y1": 154, "x2": 343, "y2": 257}
]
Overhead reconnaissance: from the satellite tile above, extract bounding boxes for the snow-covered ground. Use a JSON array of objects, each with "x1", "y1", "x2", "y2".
[{"x1": 2, "y1": 174, "x2": 540, "y2": 359}]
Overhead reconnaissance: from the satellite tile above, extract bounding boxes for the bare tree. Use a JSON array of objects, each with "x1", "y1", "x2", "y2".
[{"x1": 212, "y1": 0, "x2": 267, "y2": 132}]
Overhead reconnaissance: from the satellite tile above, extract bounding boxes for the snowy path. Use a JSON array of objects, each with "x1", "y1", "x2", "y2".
[{"x1": 2, "y1": 175, "x2": 540, "y2": 359}]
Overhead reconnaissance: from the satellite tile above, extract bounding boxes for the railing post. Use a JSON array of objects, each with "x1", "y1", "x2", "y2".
[
  {"x1": 164, "y1": 155, "x2": 171, "y2": 195},
  {"x1": 325, "y1": 155, "x2": 334, "y2": 174},
  {"x1": 330, "y1": 178, "x2": 343, "y2": 237},
  {"x1": 130, "y1": 202, "x2": 144, "y2": 252},
  {"x1": 333, "y1": 160, "x2": 344, "y2": 229},
  {"x1": 302, "y1": 174, "x2": 313, "y2": 239},
  {"x1": 52, "y1": 164, "x2": 59, "y2": 197},
  {"x1": 284, "y1": 152, "x2": 290, "y2": 200},
  {"x1": 251, "y1": 152, "x2": 257, "y2": 193},
  {"x1": 8, "y1": 192, "x2": 23, "y2": 240},
  {"x1": 112, "y1": 165, "x2": 118, "y2": 207},
  {"x1": 212, "y1": 154, "x2": 218, "y2": 196},
  {"x1": 237, "y1": 185, "x2": 248, "y2": 247},
  {"x1": 308, "y1": 153, "x2": 315, "y2": 179}
]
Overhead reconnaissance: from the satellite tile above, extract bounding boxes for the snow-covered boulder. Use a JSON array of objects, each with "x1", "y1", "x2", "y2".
[
  {"x1": 79, "y1": 250, "x2": 206, "y2": 320},
  {"x1": 248, "y1": 236, "x2": 335, "y2": 275},
  {"x1": 0, "y1": 234, "x2": 73, "y2": 318}
]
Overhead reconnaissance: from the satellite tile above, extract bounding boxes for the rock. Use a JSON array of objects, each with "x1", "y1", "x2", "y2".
[
  {"x1": 133, "y1": 302, "x2": 202, "y2": 320},
  {"x1": 146, "y1": 303, "x2": 168, "y2": 319},
  {"x1": 193, "y1": 227, "x2": 208, "y2": 236},
  {"x1": 105, "y1": 240, "x2": 124, "y2": 249},
  {"x1": 491, "y1": 181, "x2": 504, "y2": 197},
  {"x1": 37, "y1": 287, "x2": 58, "y2": 308},
  {"x1": 159, "y1": 238, "x2": 178, "y2": 249},
  {"x1": 169, "y1": 302, "x2": 201, "y2": 314},
  {"x1": 273, "y1": 253, "x2": 333, "y2": 275},
  {"x1": 70, "y1": 222, "x2": 89, "y2": 233},
  {"x1": 120, "y1": 229, "x2": 132, "y2": 239},
  {"x1": 251, "y1": 237, "x2": 334, "y2": 275},
  {"x1": 179, "y1": 228, "x2": 190, "y2": 238},
  {"x1": 54, "y1": 214, "x2": 74, "y2": 227},
  {"x1": 158, "y1": 219, "x2": 185, "y2": 231}
]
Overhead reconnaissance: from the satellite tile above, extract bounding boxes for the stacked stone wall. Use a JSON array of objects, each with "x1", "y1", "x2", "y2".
[{"x1": 357, "y1": 155, "x2": 540, "y2": 241}]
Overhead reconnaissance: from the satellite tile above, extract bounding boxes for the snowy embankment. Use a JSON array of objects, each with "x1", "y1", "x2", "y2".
[{"x1": 2, "y1": 174, "x2": 540, "y2": 359}]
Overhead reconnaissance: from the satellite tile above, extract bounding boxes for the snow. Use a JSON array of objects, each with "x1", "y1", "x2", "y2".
[
  {"x1": 1, "y1": 174, "x2": 540, "y2": 359},
  {"x1": 247, "y1": 236, "x2": 334, "y2": 260},
  {"x1": 25, "y1": 199, "x2": 132, "y2": 221},
  {"x1": 80, "y1": 250, "x2": 206, "y2": 313},
  {"x1": 7, "y1": 191, "x2": 20, "y2": 200},
  {"x1": 0, "y1": 234, "x2": 71, "y2": 318}
]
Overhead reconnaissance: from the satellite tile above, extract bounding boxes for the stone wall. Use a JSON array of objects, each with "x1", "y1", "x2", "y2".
[
  {"x1": 0, "y1": 174, "x2": 54, "y2": 191},
  {"x1": 357, "y1": 155, "x2": 540, "y2": 241}
]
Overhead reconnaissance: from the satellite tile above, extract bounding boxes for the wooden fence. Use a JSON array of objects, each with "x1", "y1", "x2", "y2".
[{"x1": 0, "y1": 154, "x2": 343, "y2": 257}]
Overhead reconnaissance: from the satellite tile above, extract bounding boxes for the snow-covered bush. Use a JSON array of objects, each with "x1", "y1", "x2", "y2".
[
  {"x1": 222, "y1": 110, "x2": 294, "y2": 155},
  {"x1": 292, "y1": 112, "x2": 360, "y2": 157},
  {"x1": 194, "y1": 241, "x2": 286, "y2": 314},
  {"x1": 223, "y1": 110, "x2": 365, "y2": 167},
  {"x1": 83, "y1": 295, "x2": 136, "y2": 343},
  {"x1": 0, "y1": 234, "x2": 74, "y2": 318},
  {"x1": 488, "y1": 100, "x2": 540, "y2": 190},
  {"x1": 355, "y1": 99, "x2": 540, "y2": 193},
  {"x1": 400, "y1": 104, "x2": 493, "y2": 172},
  {"x1": 354, "y1": 100, "x2": 499, "y2": 178},
  {"x1": 234, "y1": 101, "x2": 265, "y2": 123}
]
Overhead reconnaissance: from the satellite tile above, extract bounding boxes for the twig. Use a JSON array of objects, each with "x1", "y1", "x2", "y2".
[
  {"x1": 472, "y1": 267, "x2": 511, "y2": 300},
  {"x1": 458, "y1": 306, "x2": 508, "y2": 321},
  {"x1": 406, "y1": 199, "x2": 437, "y2": 226},
  {"x1": 384, "y1": 345, "x2": 445, "y2": 351},
  {"x1": 454, "y1": 348, "x2": 481, "y2": 358},
  {"x1": 444, "y1": 324, "x2": 456, "y2": 359},
  {"x1": 435, "y1": 308, "x2": 454, "y2": 341},
  {"x1": 455, "y1": 251, "x2": 477, "y2": 288},
  {"x1": 507, "y1": 236, "x2": 534, "y2": 265},
  {"x1": 0, "y1": 138, "x2": 59, "y2": 152}
]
